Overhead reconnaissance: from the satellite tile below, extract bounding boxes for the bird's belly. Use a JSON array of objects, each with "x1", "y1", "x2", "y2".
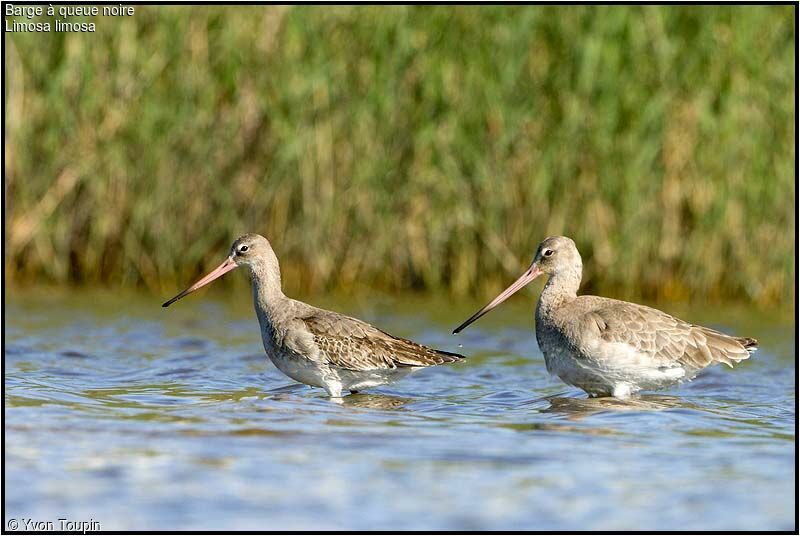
[
  {"x1": 267, "y1": 348, "x2": 416, "y2": 393},
  {"x1": 542, "y1": 345, "x2": 611, "y2": 395},
  {"x1": 334, "y1": 367, "x2": 417, "y2": 392},
  {"x1": 541, "y1": 341, "x2": 687, "y2": 397},
  {"x1": 268, "y1": 351, "x2": 330, "y2": 389}
]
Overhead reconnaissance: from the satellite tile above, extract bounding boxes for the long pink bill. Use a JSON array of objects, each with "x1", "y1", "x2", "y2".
[
  {"x1": 162, "y1": 257, "x2": 238, "y2": 307},
  {"x1": 452, "y1": 264, "x2": 542, "y2": 334}
]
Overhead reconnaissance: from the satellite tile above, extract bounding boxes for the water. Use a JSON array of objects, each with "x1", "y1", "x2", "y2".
[{"x1": 5, "y1": 288, "x2": 796, "y2": 531}]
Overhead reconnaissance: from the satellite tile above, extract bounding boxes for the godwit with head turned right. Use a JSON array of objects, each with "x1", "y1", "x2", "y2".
[
  {"x1": 453, "y1": 236, "x2": 757, "y2": 398},
  {"x1": 164, "y1": 234, "x2": 464, "y2": 397}
]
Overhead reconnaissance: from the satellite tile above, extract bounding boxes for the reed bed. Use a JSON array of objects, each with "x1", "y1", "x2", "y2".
[{"x1": 5, "y1": 5, "x2": 795, "y2": 305}]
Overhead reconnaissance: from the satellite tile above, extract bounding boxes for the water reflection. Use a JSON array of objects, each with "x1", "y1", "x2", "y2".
[
  {"x1": 543, "y1": 394, "x2": 696, "y2": 419},
  {"x1": 336, "y1": 393, "x2": 413, "y2": 410}
]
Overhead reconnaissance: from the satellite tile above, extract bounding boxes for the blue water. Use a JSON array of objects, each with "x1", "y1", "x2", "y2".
[{"x1": 4, "y1": 289, "x2": 796, "y2": 530}]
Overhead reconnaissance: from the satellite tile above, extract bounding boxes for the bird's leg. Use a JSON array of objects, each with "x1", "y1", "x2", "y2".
[
  {"x1": 324, "y1": 382, "x2": 343, "y2": 398},
  {"x1": 612, "y1": 383, "x2": 633, "y2": 399}
]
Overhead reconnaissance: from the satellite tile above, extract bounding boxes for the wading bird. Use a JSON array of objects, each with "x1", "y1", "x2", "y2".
[
  {"x1": 453, "y1": 236, "x2": 756, "y2": 398},
  {"x1": 164, "y1": 234, "x2": 464, "y2": 397}
]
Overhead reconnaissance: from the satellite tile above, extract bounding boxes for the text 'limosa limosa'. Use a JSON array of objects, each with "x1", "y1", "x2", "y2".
[
  {"x1": 453, "y1": 236, "x2": 757, "y2": 398},
  {"x1": 163, "y1": 234, "x2": 464, "y2": 397}
]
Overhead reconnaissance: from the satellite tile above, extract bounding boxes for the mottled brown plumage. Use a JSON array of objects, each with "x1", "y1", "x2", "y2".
[
  {"x1": 454, "y1": 236, "x2": 757, "y2": 397},
  {"x1": 300, "y1": 311, "x2": 463, "y2": 371},
  {"x1": 164, "y1": 233, "x2": 464, "y2": 396}
]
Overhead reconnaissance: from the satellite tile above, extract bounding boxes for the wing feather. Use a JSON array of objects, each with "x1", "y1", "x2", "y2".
[
  {"x1": 581, "y1": 298, "x2": 755, "y2": 372},
  {"x1": 298, "y1": 309, "x2": 465, "y2": 372}
]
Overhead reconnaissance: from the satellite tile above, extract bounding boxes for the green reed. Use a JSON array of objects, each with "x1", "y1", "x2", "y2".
[{"x1": 5, "y1": 5, "x2": 795, "y2": 305}]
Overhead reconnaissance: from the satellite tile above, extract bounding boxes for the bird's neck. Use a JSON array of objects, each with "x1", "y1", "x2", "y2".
[
  {"x1": 537, "y1": 268, "x2": 581, "y2": 319},
  {"x1": 249, "y1": 259, "x2": 288, "y2": 329}
]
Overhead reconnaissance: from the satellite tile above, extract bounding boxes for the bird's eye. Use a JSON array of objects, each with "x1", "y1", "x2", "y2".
[
  {"x1": 543, "y1": 249, "x2": 553, "y2": 257},
  {"x1": 238, "y1": 245, "x2": 249, "y2": 254}
]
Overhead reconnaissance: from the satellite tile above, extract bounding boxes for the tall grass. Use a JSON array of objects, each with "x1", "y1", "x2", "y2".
[{"x1": 5, "y1": 5, "x2": 795, "y2": 305}]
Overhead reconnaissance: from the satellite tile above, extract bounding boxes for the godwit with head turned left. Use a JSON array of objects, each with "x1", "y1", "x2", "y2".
[
  {"x1": 163, "y1": 234, "x2": 464, "y2": 397},
  {"x1": 453, "y1": 236, "x2": 757, "y2": 398}
]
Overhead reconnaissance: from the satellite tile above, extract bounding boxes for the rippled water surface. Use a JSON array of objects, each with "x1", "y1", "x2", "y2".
[{"x1": 5, "y1": 288, "x2": 796, "y2": 530}]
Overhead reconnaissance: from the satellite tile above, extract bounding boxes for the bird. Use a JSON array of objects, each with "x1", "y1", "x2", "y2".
[
  {"x1": 453, "y1": 236, "x2": 757, "y2": 398},
  {"x1": 163, "y1": 233, "x2": 464, "y2": 397}
]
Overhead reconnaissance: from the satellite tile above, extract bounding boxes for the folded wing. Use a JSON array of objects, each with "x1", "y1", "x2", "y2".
[
  {"x1": 296, "y1": 309, "x2": 465, "y2": 371},
  {"x1": 583, "y1": 299, "x2": 756, "y2": 373}
]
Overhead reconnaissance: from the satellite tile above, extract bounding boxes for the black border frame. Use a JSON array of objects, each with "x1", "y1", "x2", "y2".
[{"x1": 2, "y1": 2, "x2": 797, "y2": 534}]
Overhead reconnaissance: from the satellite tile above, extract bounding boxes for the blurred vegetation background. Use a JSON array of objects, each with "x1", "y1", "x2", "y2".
[{"x1": 4, "y1": 5, "x2": 795, "y2": 306}]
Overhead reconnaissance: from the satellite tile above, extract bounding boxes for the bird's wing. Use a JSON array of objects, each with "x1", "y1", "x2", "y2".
[
  {"x1": 578, "y1": 298, "x2": 754, "y2": 371},
  {"x1": 293, "y1": 308, "x2": 465, "y2": 371}
]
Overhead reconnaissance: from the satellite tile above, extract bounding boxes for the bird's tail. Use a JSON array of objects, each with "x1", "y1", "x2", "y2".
[
  {"x1": 434, "y1": 348, "x2": 466, "y2": 363},
  {"x1": 735, "y1": 337, "x2": 759, "y2": 354},
  {"x1": 696, "y1": 327, "x2": 757, "y2": 367}
]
